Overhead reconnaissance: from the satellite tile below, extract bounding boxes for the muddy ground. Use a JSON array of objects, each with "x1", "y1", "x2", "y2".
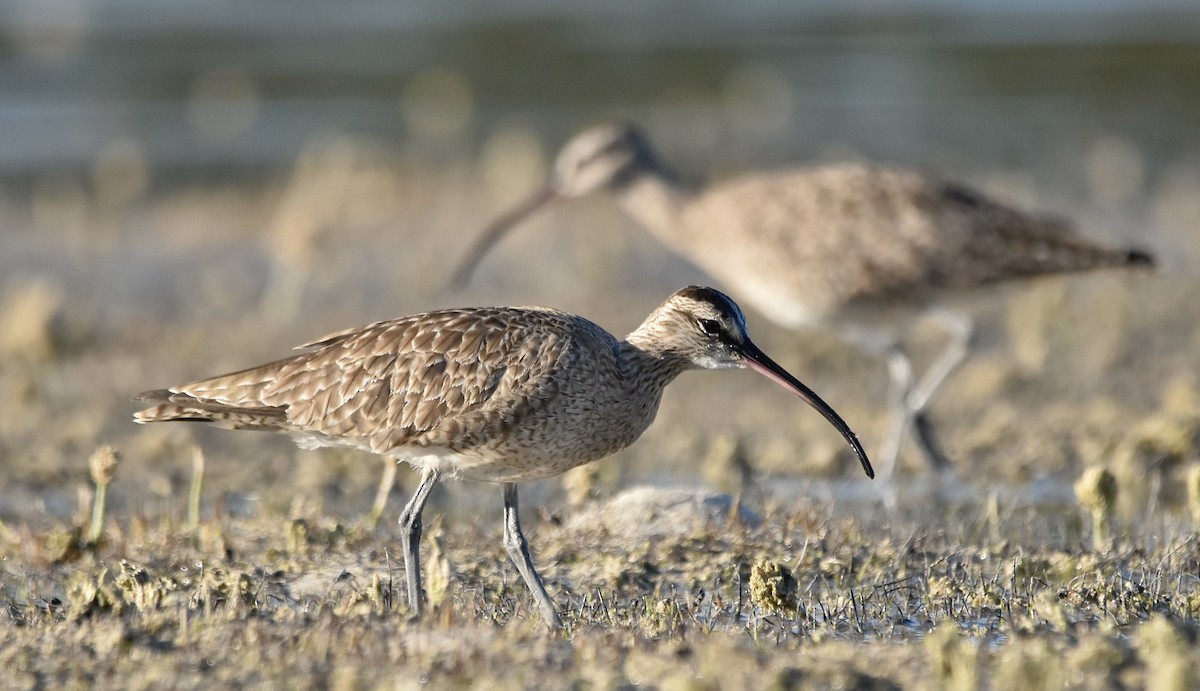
[{"x1": 1, "y1": 143, "x2": 1199, "y2": 688}]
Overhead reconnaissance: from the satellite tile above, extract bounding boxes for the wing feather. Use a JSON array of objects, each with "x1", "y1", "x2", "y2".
[{"x1": 145, "y1": 307, "x2": 578, "y2": 454}]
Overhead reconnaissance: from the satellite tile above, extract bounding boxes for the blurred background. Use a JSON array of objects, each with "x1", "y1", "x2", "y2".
[{"x1": 3, "y1": 0, "x2": 1199, "y2": 527}]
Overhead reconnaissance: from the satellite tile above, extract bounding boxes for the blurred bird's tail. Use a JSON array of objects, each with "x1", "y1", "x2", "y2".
[
  {"x1": 983, "y1": 214, "x2": 1157, "y2": 281},
  {"x1": 1121, "y1": 247, "x2": 1155, "y2": 269}
]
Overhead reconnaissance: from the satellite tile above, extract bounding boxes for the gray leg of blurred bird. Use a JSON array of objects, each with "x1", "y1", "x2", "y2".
[
  {"x1": 502, "y1": 482, "x2": 562, "y2": 628},
  {"x1": 398, "y1": 467, "x2": 440, "y2": 617},
  {"x1": 908, "y1": 309, "x2": 973, "y2": 413},
  {"x1": 912, "y1": 411, "x2": 952, "y2": 469},
  {"x1": 907, "y1": 309, "x2": 972, "y2": 470},
  {"x1": 878, "y1": 345, "x2": 916, "y2": 479},
  {"x1": 367, "y1": 460, "x2": 400, "y2": 530}
]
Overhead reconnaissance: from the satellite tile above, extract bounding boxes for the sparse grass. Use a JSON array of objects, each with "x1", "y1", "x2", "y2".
[{"x1": 0, "y1": 481, "x2": 1198, "y2": 688}]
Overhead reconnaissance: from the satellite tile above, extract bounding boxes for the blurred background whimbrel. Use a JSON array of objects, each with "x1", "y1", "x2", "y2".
[
  {"x1": 453, "y1": 122, "x2": 1155, "y2": 477},
  {"x1": 134, "y1": 286, "x2": 873, "y2": 628}
]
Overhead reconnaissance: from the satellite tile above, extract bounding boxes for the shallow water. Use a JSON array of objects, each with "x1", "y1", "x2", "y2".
[{"x1": 3, "y1": 1, "x2": 1200, "y2": 177}]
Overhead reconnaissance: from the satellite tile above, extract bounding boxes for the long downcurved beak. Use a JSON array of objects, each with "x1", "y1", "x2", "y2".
[
  {"x1": 736, "y1": 339, "x2": 874, "y2": 479},
  {"x1": 449, "y1": 185, "x2": 559, "y2": 290}
]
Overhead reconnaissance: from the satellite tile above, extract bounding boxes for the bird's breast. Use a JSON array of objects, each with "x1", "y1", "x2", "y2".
[
  {"x1": 493, "y1": 365, "x2": 663, "y2": 467},
  {"x1": 403, "y1": 337, "x2": 665, "y2": 484}
]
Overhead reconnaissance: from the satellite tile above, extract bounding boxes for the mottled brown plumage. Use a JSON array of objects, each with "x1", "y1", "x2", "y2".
[
  {"x1": 454, "y1": 122, "x2": 1154, "y2": 475},
  {"x1": 134, "y1": 286, "x2": 873, "y2": 628},
  {"x1": 139, "y1": 308, "x2": 611, "y2": 482},
  {"x1": 634, "y1": 165, "x2": 1150, "y2": 329}
]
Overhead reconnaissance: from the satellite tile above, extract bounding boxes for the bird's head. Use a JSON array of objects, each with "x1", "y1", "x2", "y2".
[
  {"x1": 548, "y1": 121, "x2": 658, "y2": 198},
  {"x1": 449, "y1": 122, "x2": 662, "y2": 289},
  {"x1": 631, "y1": 286, "x2": 875, "y2": 480}
]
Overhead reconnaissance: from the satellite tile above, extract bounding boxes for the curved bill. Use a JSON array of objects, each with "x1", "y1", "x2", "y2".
[
  {"x1": 736, "y1": 340, "x2": 875, "y2": 479},
  {"x1": 449, "y1": 185, "x2": 559, "y2": 290}
]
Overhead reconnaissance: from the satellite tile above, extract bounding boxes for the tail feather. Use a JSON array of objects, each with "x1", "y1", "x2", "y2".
[
  {"x1": 1026, "y1": 239, "x2": 1156, "y2": 275},
  {"x1": 133, "y1": 391, "x2": 288, "y2": 432},
  {"x1": 974, "y1": 212, "x2": 1157, "y2": 282},
  {"x1": 133, "y1": 388, "x2": 174, "y2": 403},
  {"x1": 1056, "y1": 237, "x2": 1156, "y2": 272},
  {"x1": 1124, "y1": 248, "x2": 1155, "y2": 268}
]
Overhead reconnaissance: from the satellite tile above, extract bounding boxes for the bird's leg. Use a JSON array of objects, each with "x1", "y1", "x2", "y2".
[
  {"x1": 912, "y1": 412, "x2": 953, "y2": 470},
  {"x1": 907, "y1": 309, "x2": 973, "y2": 470},
  {"x1": 366, "y1": 460, "x2": 400, "y2": 530},
  {"x1": 397, "y1": 466, "x2": 440, "y2": 618},
  {"x1": 907, "y1": 309, "x2": 973, "y2": 412},
  {"x1": 501, "y1": 482, "x2": 562, "y2": 629},
  {"x1": 877, "y1": 345, "x2": 915, "y2": 480}
]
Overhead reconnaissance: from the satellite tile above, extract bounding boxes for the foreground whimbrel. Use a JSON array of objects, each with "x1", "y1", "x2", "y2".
[
  {"x1": 453, "y1": 122, "x2": 1154, "y2": 475},
  {"x1": 134, "y1": 286, "x2": 873, "y2": 628}
]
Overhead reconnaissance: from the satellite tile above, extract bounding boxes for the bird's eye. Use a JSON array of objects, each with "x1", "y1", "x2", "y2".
[{"x1": 697, "y1": 319, "x2": 722, "y2": 337}]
